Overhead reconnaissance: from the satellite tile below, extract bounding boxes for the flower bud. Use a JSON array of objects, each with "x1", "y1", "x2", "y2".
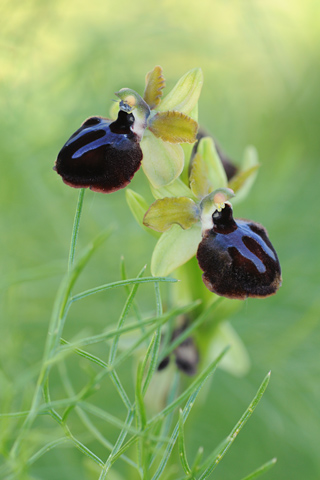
[
  {"x1": 54, "y1": 110, "x2": 143, "y2": 193},
  {"x1": 157, "y1": 322, "x2": 199, "y2": 376},
  {"x1": 197, "y1": 204, "x2": 282, "y2": 299}
]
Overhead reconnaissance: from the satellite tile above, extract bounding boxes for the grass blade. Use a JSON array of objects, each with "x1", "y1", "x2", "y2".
[
  {"x1": 197, "y1": 372, "x2": 271, "y2": 479},
  {"x1": 149, "y1": 372, "x2": 180, "y2": 468},
  {"x1": 109, "y1": 265, "x2": 147, "y2": 365},
  {"x1": 72, "y1": 276, "x2": 177, "y2": 302},
  {"x1": 27, "y1": 438, "x2": 69, "y2": 466},
  {"x1": 151, "y1": 379, "x2": 207, "y2": 480},
  {"x1": 142, "y1": 327, "x2": 161, "y2": 396},
  {"x1": 190, "y1": 446, "x2": 204, "y2": 476},
  {"x1": 159, "y1": 298, "x2": 223, "y2": 361},
  {"x1": 178, "y1": 408, "x2": 191, "y2": 475},
  {"x1": 68, "y1": 188, "x2": 85, "y2": 271},
  {"x1": 9, "y1": 230, "x2": 110, "y2": 461},
  {"x1": 156, "y1": 347, "x2": 229, "y2": 421},
  {"x1": 240, "y1": 458, "x2": 277, "y2": 480}
]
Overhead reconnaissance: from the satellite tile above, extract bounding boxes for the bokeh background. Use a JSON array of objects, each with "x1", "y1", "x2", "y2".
[{"x1": 1, "y1": 0, "x2": 320, "y2": 478}]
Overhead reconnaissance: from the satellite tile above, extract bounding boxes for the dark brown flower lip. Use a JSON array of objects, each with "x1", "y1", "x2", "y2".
[
  {"x1": 54, "y1": 110, "x2": 143, "y2": 193},
  {"x1": 197, "y1": 204, "x2": 282, "y2": 299}
]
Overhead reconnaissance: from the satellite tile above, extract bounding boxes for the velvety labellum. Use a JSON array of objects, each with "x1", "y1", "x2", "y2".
[
  {"x1": 54, "y1": 110, "x2": 143, "y2": 193},
  {"x1": 197, "y1": 204, "x2": 282, "y2": 299}
]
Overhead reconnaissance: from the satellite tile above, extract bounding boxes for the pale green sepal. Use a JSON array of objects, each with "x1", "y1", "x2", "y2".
[
  {"x1": 150, "y1": 178, "x2": 196, "y2": 201},
  {"x1": 143, "y1": 197, "x2": 199, "y2": 232},
  {"x1": 109, "y1": 100, "x2": 119, "y2": 120},
  {"x1": 188, "y1": 103, "x2": 198, "y2": 122},
  {"x1": 148, "y1": 111, "x2": 198, "y2": 144},
  {"x1": 143, "y1": 65, "x2": 165, "y2": 110},
  {"x1": 125, "y1": 189, "x2": 160, "y2": 238},
  {"x1": 189, "y1": 152, "x2": 211, "y2": 199},
  {"x1": 151, "y1": 224, "x2": 202, "y2": 277},
  {"x1": 206, "y1": 321, "x2": 251, "y2": 377},
  {"x1": 231, "y1": 146, "x2": 259, "y2": 204},
  {"x1": 157, "y1": 68, "x2": 203, "y2": 115},
  {"x1": 228, "y1": 164, "x2": 259, "y2": 193},
  {"x1": 141, "y1": 130, "x2": 184, "y2": 188},
  {"x1": 197, "y1": 137, "x2": 228, "y2": 190}
]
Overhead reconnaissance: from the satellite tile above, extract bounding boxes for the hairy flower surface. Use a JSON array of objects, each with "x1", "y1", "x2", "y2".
[
  {"x1": 54, "y1": 111, "x2": 143, "y2": 193},
  {"x1": 140, "y1": 136, "x2": 260, "y2": 279},
  {"x1": 55, "y1": 66, "x2": 202, "y2": 193},
  {"x1": 197, "y1": 203, "x2": 282, "y2": 299}
]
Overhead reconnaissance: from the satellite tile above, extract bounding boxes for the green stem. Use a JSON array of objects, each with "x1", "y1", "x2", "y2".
[
  {"x1": 68, "y1": 188, "x2": 85, "y2": 271},
  {"x1": 9, "y1": 189, "x2": 86, "y2": 464}
]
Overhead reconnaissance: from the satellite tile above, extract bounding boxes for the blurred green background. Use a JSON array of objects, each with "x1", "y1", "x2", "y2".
[{"x1": 1, "y1": 0, "x2": 320, "y2": 478}]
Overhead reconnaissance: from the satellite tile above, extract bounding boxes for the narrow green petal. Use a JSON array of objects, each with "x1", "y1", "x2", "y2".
[
  {"x1": 143, "y1": 66, "x2": 165, "y2": 110},
  {"x1": 151, "y1": 224, "x2": 202, "y2": 277},
  {"x1": 189, "y1": 152, "x2": 212, "y2": 199},
  {"x1": 109, "y1": 100, "x2": 119, "y2": 120},
  {"x1": 158, "y1": 68, "x2": 203, "y2": 115},
  {"x1": 230, "y1": 146, "x2": 259, "y2": 204},
  {"x1": 125, "y1": 189, "x2": 160, "y2": 238},
  {"x1": 148, "y1": 111, "x2": 198, "y2": 144},
  {"x1": 197, "y1": 137, "x2": 228, "y2": 190},
  {"x1": 143, "y1": 197, "x2": 199, "y2": 232},
  {"x1": 141, "y1": 130, "x2": 184, "y2": 188}
]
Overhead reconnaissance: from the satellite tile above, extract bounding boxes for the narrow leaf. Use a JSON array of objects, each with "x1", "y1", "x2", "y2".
[
  {"x1": 151, "y1": 385, "x2": 203, "y2": 480},
  {"x1": 240, "y1": 458, "x2": 277, "y2": 480},
  {"x1": 197, "y1": 137, "x2": 228, "y2": 190},
  {"x1": 228, "y1": 164, "x2": 259, "y2": 193},
  {"x1": 143, "y1": 65, "x2": 165, "y2": 109},
  {"x1": 109, "y1": 265, "x2": 146, "y2": 364},
  {"x1": 142, "y1": 328, "x2": 161, "y2": 396},
  {"x1": 141, "y1": 130, "x2": 184, "y2": 188},
  {"x1": 179, "y1": 409, "x2": 191, "y2": 474},
  {"x1": 27, "y1": 438, "x2": 69, "y2": 466},
  {"x1": 151, "y1": 224, "x2": 202, "y2": 277},
  {"x1": 72, "y1": 276, "x2": 176, "y2": 303},
  {"x1": 135, "y1": 360, "x2": 147, "y2": 430},
  {"x1": 190, "y1": 446, "x2": 204, "y2": 476},
  {"x1": 159, "y1": 299, "x2": 223, "y2": 361},
  {"x1": 144, "y1": 197, "x2": 199, "y2": 232},
  {"x1": 231, "y1": 146, "x2": 259, "y2": 203},
  {"x1": 148, "y1": 111, "x2": 198, "y2": 144},
  {"x1": 198, "y1": 372, "x2": 271, "y2": 479},
  {"x1": 158, "y1": 68, "x2": 203, "y2": 115},
  {"x1": 151, "y1": 349, "x2": 227, "y2": 480},
  {"x1": 156, "y1": 347, "x2": 229, "y2": 422},
  {"x1": 98, "y1": 409, "x2": 136, "y2": 479},
  {"x1": 79, "y1": 402, "x2": 151, "y2": 439}
]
